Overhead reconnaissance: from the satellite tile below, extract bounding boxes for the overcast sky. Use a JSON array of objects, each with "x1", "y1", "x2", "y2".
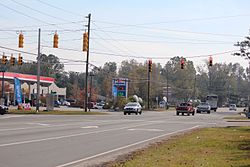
[{"x1": 0, "y1": 0, "x2": 250, "y2": 72}]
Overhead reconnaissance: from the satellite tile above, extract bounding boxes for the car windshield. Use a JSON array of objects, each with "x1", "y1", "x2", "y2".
[
  {"x1": 126, "y1": 103, "x2": 138, "y2": 106},
  {"x1": 180, "y1": 103, "x2": 188, "y2": 106},
  {"x1": 200, "y1": 102, "x2": 209, "y2": 105}
]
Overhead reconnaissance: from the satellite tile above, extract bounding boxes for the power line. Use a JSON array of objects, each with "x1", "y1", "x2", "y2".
[
  {"x1": 92, "y1": 29, "x2": 237, "y2": 43},
  {"x1": 10, "y1": 0, "x2": 69, "y2": 22},
  {"x1": 0, "y1": 20, "x2": 84, "y2": 30},
  {"x1": 93, "y1": 14, "x2": 250, "y2": 27},
  {"x1": 41, "y1": 44, "x2": 239, "y2": 60},
  {"x1": 92, "y1": 22, "x2": 141, "y2": 57},
  {"x1": 0, "y1": 1, "x2": 51, "y2": 25},
  {"x1": 92, "y1": 21, "x2": 243, "y2": 38},
  {"x1": 0, "y1": 29, "x2": 83, "y2": 32},
  {"x1": 90, "y1": 37, "x2": 233, "y2": 45},
  {"x1": 0, "y1": 45, "x2": 37, "y2": 55},
  {"x1": 35, "y1": 0, "x2": 83, "y2": 18}
]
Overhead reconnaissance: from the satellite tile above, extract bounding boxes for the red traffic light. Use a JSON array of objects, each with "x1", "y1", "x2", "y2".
[
  {"x1": 180, "y1": 58, "x2": 185, "y2": 69},
  {"x1": 209, "y1": 56, "x2": 213, "y2": 66},
  {"x1": 148, "y1": 59, "x2": 152, "y2": 72}
]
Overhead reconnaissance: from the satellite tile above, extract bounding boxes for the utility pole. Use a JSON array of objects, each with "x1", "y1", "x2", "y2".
[
  {"x1": 166, "y1": 65, "x2": 169, "y2": 108},
  {"x1": 147, "y1": 64, "x2": 150, "y2": 110},
  {"x1": 193, "y1": 75, "x2": 196, "y2": 99},
  {"x1": 84, "y1": 13, "x2": 91, "y2": 112},
  {"x1": 1, "y1": 69, "x2": 5, "y2": 99},
  {"x1": 1, "y1": 67, "x2": 5, "y2": 106},
  {"x1": 36, "y1": 28, "x2": 41, "y2": 112},
  {"x1": 89, "y1": 72, "x2": 94, "y2": 111}
]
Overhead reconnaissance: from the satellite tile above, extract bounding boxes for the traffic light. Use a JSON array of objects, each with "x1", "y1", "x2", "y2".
[
  {"x1": 2, "y1": 54, "x2": 7, "y2": 65},
  {"x1": 83, "y1": 32, "x2": 88, "y2": 51},
  {"x1": 18, "y1": 53, "x2": 23, "y2": 65},
  {"x1": 209, "y1": 56, "x2": 213, "y2": 66},
  {"x1": 148, "y1": 60, "x2": 152, "y2": 72},
  {"x1": 53, "y1": 31, "x2": 58, "y2": 48},
  {"x1": 18, "y1": 32, "x2": 24, "y2": 48},
  {"x1": 10, "y1": 55, "x2": 15, "y2": 66},
  {"x1": 180, "y1": 58, "x2": 185, "y2": 69}
]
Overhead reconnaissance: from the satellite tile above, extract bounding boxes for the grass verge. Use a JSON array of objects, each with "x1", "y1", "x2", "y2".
[
  {"x1": 224, "y1": 115, "x2": 249, "y2": 120},
  {"x1": 8, "y1": 109, "x2": 108, "y2": 115},
  {"x1": 108, "y1": 126, "x2": 250, "y2": 167}
]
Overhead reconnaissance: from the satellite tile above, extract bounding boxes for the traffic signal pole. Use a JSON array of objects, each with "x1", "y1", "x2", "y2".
[
  {"x1": 84, "y1": 13, "x2": 91, "y2": 112},
  {"x1": 1, "y1": 69, "x2": 5, "y2": 99},
  {"x1": 36, "y1": 28, "x2": 41, "y2": 112},
  {"x1": 147, "y1": 67, "x2": 150, "y2": 109}
]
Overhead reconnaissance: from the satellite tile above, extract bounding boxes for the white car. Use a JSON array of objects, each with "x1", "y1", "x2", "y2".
[
  {"x1": 62, "y1": 101, "x2": 70, "y2": 106},
  {"x1": 196, "y1": 102, "x2": 211, "y2": 114},
  {"x1": 229, "y1": 104, "x2": 237, "y2": 111},
  {"x1": 93, "y1": 103, "x2": 104, "y2": 109},
  {"x1": 124, "y1": 102, "x2": 142, "y2": 115}
]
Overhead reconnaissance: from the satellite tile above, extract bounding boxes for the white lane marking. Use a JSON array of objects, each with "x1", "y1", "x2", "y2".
[
  {"x1": 0, "y1": 120, "x2": 150, "y2": 132},
  {"x1": 0, "y1": 115, "x2": 24, "y2": 119},
  {"x1": 0, "y1": 127, "x2": 37, "y2": 132},
  {"x1": 0, "y1": 121, "x2": 161, "y2": 147},
  {"x1": 56, "y1": 125, "x2": 200, "y2": 167},
  {"x1": 81, "y1": 126, "x2": 99, "y2": 129},
  {"x1": 27, "y1": 123, "x2": 51, "y2": 127},
  {"x1": 128, "y1": 128, "x2": 164, "y2": 132}
]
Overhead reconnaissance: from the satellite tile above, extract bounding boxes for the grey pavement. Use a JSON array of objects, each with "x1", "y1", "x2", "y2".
[{"x1": 0, "y1": 108, "x2": 248, "y2": 167}]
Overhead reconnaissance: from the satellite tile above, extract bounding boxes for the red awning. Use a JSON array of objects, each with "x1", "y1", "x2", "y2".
[{"x1": 0, "y1": 72, "x2": 55, "y2": 84}]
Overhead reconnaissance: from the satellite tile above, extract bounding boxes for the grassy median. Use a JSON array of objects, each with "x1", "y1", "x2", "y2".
[
  {"x1": 109, "y1": 126, "x2": 250, "y2": 167},
  {"x1": 8, "y1": 109, "x2": 108, "y2": 115}
]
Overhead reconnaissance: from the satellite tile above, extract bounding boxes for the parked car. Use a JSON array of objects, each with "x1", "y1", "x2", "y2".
[
  {"x1": 196, "y1": 102, "x2": 211, "y2": 114},
  {"x1": 243, "y1": 107, "x2": 250, "y2": 119},
  {"x1": 0, "y1": 105, "x2": 8, "y2": 115},
  {"x1": 62, "y1": 100, "x2": 70, "y2": 106},
  {"x1": 124, "y1": 102, "x2": 142, "y2": 115},
  {"x1": 54, "y1": 101, "x2": 61, "y2": 107},
  {"x1": 93, "y1": 103, "x2": 104, "y2": 109},
  {"x1": 229, "y1": 104, "x2": 237, "y2": 111},
  {"x1": 176, "y1": 102, "x2": 195, "y2": 116}
]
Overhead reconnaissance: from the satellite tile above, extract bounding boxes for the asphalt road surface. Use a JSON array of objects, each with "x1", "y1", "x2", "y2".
[{"x1": 0, "y1": 108, "x2": 248, "y2": 167}]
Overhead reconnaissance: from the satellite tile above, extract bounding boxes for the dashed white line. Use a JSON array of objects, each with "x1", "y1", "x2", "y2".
[
  {"x1": 56, "y1": 125, "x2": 200, "y2": 167},
  {"x1": 0, "y1": 121, "x2": 161, "y2": 147},
  {"x1": 27, "y1": 123, "x2": 51, "y2": 127},
  {"x1": 128, "y1": 128, "x2": 164, "y2": 132},
  {"x1": 81, "y1": 126, "x2": 99, "y2": 129},
  {"x1": 0, "y1": 115, "x2": 25, "y2": 119}
]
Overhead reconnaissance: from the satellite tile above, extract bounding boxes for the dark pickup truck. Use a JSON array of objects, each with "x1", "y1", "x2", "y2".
[{"x1": 176, "y1": 102, "x2": 195, "y2": 116}]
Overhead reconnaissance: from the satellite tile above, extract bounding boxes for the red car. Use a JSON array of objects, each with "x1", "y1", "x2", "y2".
[{"x1": 176, "y1": 102, "x2": 195, "y2": 116}]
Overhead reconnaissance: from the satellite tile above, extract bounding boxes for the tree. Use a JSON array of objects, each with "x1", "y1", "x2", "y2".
[
  {"x1": 95, "y1": 62, "x2": 117, "y2": 98},
  {"x1": 234, "y1": 37, "x2": 250, "y2": 59},
  {"x1": 162, "y1": 56, "x2": 196, "y2": 102}
]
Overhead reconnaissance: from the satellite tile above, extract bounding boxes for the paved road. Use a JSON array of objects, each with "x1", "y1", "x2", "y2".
[{"x1": 0, "y1": 108, "x2": 247, "y2": 167}]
